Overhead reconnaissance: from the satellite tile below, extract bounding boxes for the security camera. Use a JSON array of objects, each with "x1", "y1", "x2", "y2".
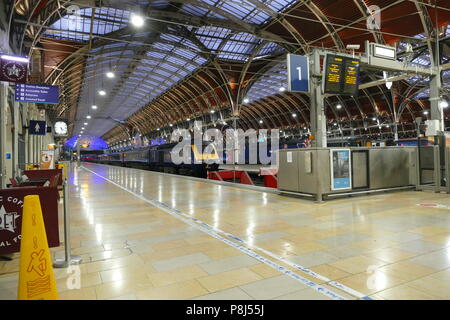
[{"x1": 346, "y1": 44, "x2": 361, "y2": 50}]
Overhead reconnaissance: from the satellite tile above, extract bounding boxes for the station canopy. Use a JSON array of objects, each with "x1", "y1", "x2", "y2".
[{"x1": 11, "y1": 0, "x2": 450, "y2": 145}]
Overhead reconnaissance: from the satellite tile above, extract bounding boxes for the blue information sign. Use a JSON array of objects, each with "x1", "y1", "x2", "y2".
[
  {"x1": 287, "y1": 54, "x2": 310, "y2": 93},
  {"x1": 29, "y1": 120, "x2": 47, "y2": 136},
  {"x1": 15, "y1": 83, "x2": 59, "y2": 104}
]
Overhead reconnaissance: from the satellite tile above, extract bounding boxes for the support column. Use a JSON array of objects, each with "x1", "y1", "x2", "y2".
[
  {"x1": 0, "y1": 83, "x2": 7, "y2": 188},
  {"x1": 310, "y1": 49, "x2": 327, "y2": 148},
  {"x1": 77, "y1": 142, "x2": 81, "y2": 167},
  {"x1": 13, "y1": 101, "x2": 19, "y2": 177},
  {"x1": 430, "y1": 73, "x2": 443, "y2": 132}
]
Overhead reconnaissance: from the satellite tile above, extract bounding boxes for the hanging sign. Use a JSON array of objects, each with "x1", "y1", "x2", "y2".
[
  {"x1": 0, "y1": 54, "x2": 28, "y2": 83},
  {"x1": 15, "y1": 84, "x2": 60, "y2": 104},
  {"x1": 29, "y1": 120, "x2": 47, "y2": 136},
  {"x1": 287, "y1": 54, "x2": 310, "y2": 93}
]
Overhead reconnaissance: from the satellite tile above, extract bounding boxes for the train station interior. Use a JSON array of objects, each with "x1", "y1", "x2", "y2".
[{"x1": 1, "y1": 0, "x2": 450, "y2": 302}]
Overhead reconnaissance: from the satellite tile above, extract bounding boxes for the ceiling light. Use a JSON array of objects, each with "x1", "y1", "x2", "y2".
[
  {"x1": 210, "y1": 110, "x2": 215, "y2": 114},
  {"x1": 336, "y1": 104, "x2": 342, "y2": 109},
  {"x1": 131, "y1": 14, "x2": 145, "y2": 27},
  {"x1": 187, "y1": 118, "x2": 190, "y2": 121},
  {"x1": 423, "y1": 111, "x2": 429, "y2": 115},
  {"x1": 279, "y1": 87, "x2": 286, "y2": 92},
  {"x1": 157, "y1": 128, "x2": 160, "y2": 131},
  {"x1": 106, "y1": 72, "x2": 115, "y2": 78},
  {"x1": 372, "y1": 117, "x2": 377, "y2": 121},
  {"x1": 92, "y1": 105, "x2": 98, "y2": 110},
  {"x1": 1, "y1": 55, "x2": 29, "y2": 63},
  {"x1": 259, "y1": 120, "x2": 263, "y2": 124},
  {"x1": 84, "y1": 122, "x2": 88, "y2": 125},
  {"x1": 98, "y1": 90, "x2": 106, "y2": 96},
  {"x1": 440, "y1": 100, "x2": 449, "y2": 109},
  {"x1": 385, "y1": 81, "x2": 393, "y2": 90},
  {"x1": 169, "y1": 124, "x2": 173, "y2": 127},
  {"x1": 86, "y1": 115, "x2": 92, "y2": 119},
  {"x1": 243, "y1": 98, "x2": 250, "y2": 104},
  {"x1": 292, "y1": 113, "x2": 297, "y2": 118},
  {"x1": 82, "y1": 127, "x2": 85, "y2": 130}
]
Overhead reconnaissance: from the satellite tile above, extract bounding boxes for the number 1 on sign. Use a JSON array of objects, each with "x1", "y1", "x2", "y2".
[{"x1": 296, "y1": 67, "x2": 302, "y2": 80}]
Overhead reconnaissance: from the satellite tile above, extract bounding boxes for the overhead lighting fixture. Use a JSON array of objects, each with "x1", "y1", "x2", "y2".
[
  {"x1": 131, "y1": 14, "x2": 145, "y2": 27},
  {"x1": 169, "y1": 124, "x2": 173, "y2": 127},
  {"x1": 259, "y1": 120, "x2": 263, "y2": 124},
  {"x1": 372, "y1": 117, "x2": 377, "y2": 121},
  {"x1": 243, "y1": 98, "x2": 250, "y2": 104},
  {"x1": 98, "y1": 90, "x2": 106, "y2": 96},
  {"x1": 157, "y1": 128, "x2": 160, "y2": 131},
  {"x1": 187, "y1": 118, "x2": 191, "y2": 121},
  {"x1": 86, "y1": 115, "x2": 92, "y2": 119},
  {"x1": 106, "y1": 72, "x2": 115, "y2": 79},
  {"x1": 82, "y1": 127, "x2": 85, "y2": 130},
  {"x1": 92, "y1": 105, "x2": 98, "y2": 110},
  {"x1": 84, "y1": 122, "x2": 88, "y2": 126},
  {"x1": 0, "y1": 55, "x2": 29, "y2": 63},
  {"x1": 210, "y1": 110, "x2": 215, "y2": 114},
  {"x1": 292, "y1": 113, "x2": 297, "y2": 118},
  {"x1": 423, "y1": 111, "x2": 429, "y2": 115},
  {"x1": 336, "y1": 104, "x2": 343, "y2": 110},
  {"x1": 279, "y1": 87, "x2": 286, "y2": 92},
  {"x1": 439, "y1": 100, "x2": 449, "y2": 109}
]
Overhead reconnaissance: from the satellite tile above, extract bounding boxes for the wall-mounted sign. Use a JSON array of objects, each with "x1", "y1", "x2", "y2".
[
  {"x1": 287, "y1": 54, "x2": 310, "y2": 93},
  {"x1": 323, "y1": 55, "x2": 360, "y2": 96},
  {"x1": 15, "y1": 84, "x2": 59, "y2": 104},
  {"x1": 0, "y1": 54, "x2": 28, "y2": 83},
  {"x1": 330, "y1": 149, "x2": 352, "y2": 190},
  {"x1": 29, "y1": 120, "x2": 47, "y2": 136}
]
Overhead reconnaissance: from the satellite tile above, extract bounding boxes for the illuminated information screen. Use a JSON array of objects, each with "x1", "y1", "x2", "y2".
[{"x1": 324, "y1": 55, "x2": 360, "y2": 96}]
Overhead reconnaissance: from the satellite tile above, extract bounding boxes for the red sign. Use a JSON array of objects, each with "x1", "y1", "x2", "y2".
[
  {"x1": 0, "y1": 55, "x2": 29, "y2": 83},
  {"x1": 0, "y1": 187, "x2": 60, "y2": 254}
]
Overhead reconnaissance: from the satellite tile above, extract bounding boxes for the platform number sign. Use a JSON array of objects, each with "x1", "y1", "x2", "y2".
[{"x1": 287, "y1": 54, "x2": 310, "y2": 93}]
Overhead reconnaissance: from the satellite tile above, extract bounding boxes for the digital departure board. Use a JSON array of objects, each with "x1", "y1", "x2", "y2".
[{"x1": 323, "y1": 55, "x2": 360, "y2": 96}]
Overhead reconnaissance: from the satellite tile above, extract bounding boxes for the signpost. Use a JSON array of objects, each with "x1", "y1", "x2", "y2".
[
  {"x1": 287, "y1": 54, "x2": 310, "y2": 93},
  {"x1": 29, "y1": 120, "x2": 47, "y2": 136},
  {"x1": 15, "y1": 84, "x2": 59, "y2": 104}
]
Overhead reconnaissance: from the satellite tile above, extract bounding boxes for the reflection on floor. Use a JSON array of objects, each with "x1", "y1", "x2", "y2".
[{"x1": 2, "y1": 162, "x2": 450, "y2": 300}]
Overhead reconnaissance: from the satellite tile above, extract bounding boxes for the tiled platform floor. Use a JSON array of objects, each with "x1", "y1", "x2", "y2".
[{"x1": 2, "y1": 163, "x2": 450, "y2": 300}]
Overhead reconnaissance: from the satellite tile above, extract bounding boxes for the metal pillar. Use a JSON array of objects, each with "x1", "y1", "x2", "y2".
[
  {"x1": 53, "y1": 180, "x2": 82, "y2": 268},
  {"x1": 13, "y1": 101, "x2": 19, "y2": 177},
  {"x1": 76, "y1": 142, "x2": 81, "y2": 167},
  {"x1": 0, "y1": 83, "x2": 8, "y2": 188},
  {"x1": 430, "y1": 74, "x2": 444, "y2": 132},
  {"x1": 309, "y1": 50, "x2": 327, "y2": 202},
  {"x1": 310, "y1": 49, "x2": 327, "y2": 148}
]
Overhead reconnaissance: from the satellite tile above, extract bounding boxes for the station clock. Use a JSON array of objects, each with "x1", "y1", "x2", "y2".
[{"x1": 54, "y1": 121, "x2": 68, "y2": 136}]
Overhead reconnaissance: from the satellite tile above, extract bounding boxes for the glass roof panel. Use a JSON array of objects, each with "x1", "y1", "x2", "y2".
[{"x1": 43, "y1": 7, "x2": 129, "y2": 42}]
